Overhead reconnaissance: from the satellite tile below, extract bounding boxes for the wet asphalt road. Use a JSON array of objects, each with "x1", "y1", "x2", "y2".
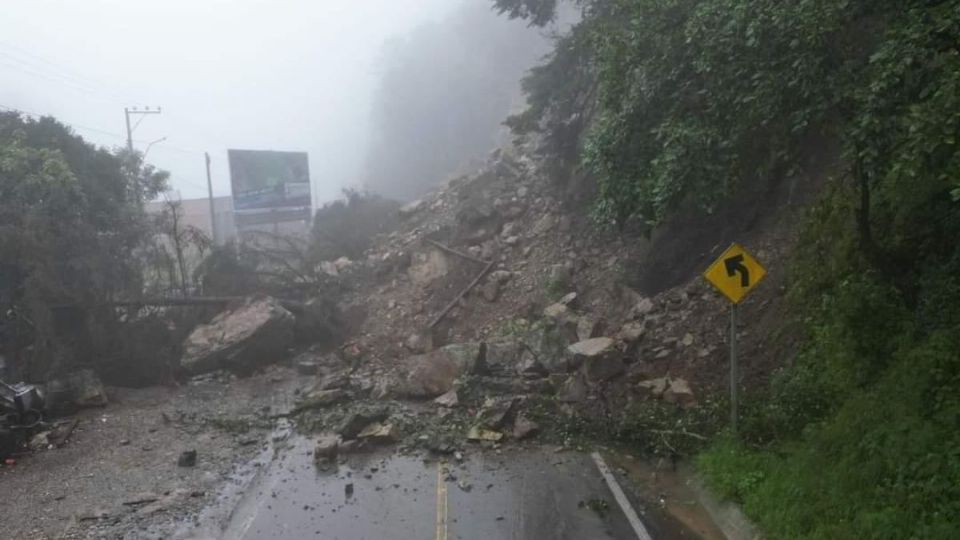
[{"x1": 214, "y1": 436, "x2": 648, "y2": 540}]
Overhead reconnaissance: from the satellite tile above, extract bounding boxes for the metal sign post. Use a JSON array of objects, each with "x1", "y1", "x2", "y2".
[
  {"x1": 729, "y1": 303, "x2": 738, "y2": 434},
  {"x1": 704, "y1": 243, "x2": 766, "y2": 436}
]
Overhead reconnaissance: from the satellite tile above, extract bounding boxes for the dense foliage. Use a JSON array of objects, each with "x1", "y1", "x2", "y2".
[
  {"x1": 499, "y1": 0, "x2": 960, "y2": 537},
  {"x1": 0, "y1": 112, "x2": 165, "y2": 378}
]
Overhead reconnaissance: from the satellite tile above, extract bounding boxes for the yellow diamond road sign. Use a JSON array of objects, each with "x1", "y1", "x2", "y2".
[{"x1": 704, "y1": 243, "x2": 767, "y2": 305}]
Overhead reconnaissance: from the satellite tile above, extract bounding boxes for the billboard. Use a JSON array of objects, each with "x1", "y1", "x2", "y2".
[{"x1": 228, "y1": 149, "x2": 311, "y2": 212}]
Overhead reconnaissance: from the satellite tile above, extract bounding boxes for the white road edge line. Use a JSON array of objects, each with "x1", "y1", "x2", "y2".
[{"x1": 591, "y1": 452, "x2": 654, "y2": 540}]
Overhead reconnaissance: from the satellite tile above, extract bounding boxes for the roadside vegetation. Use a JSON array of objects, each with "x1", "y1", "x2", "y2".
[
  {"x1": 0, "y1": 112, "x2": 170, "y2": 380},
  {"x1": 498, "y1": 0, "x2": 960, "y2": 537}
]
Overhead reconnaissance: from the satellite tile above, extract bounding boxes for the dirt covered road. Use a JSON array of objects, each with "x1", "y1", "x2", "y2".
[
  {"x1": 0, "y1": 366, "x2": 724, "y2": 540},
  {"x1": 0, "y1": 367, "x2": 299, "y2": 539}
]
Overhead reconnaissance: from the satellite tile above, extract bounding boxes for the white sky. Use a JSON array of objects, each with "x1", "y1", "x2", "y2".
[{"x1": 0, "y1": 0, "x2": 460, "y2": 205}]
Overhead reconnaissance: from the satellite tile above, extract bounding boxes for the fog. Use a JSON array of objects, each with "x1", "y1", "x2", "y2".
[
  {"x1": 364, "y1": 2, "x2": 551, "y2": 200},
  {"x1": 0, "y1": 0, "x2": 544, "y2": 207}
]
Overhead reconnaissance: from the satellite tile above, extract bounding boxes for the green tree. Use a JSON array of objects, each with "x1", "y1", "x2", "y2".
[{"x1": 0, "y1": 112, "x2": 166, "y2": 378}]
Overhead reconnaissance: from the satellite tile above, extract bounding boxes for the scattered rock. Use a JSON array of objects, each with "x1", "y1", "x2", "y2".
[
  {"x1": 489, "y1": 270, "x2": 513, "y2": 284},
  {"x1": 567, "y1": 337, "x2": 622, "y2": 381},
  {"x1": 314, "y1": 434, "x2": 340, "y2": 463},
  {"x1": 357, "y1": 423, "x2": 399, "y2": 444},
  {"x1": 547, "y1": 264, "x2": 571, "y2": 286},
  {"x1": 512, "y1": 415, "x2": 539, "y2": 440},
  {"x1": 399, "y1": 199, "x2": 425, "y2": 217},
  {"x1": 558, "y1": 292, "x2": 578, "y2": 307},
  {"x1": 631, "y1": 298, "x2": 656, "y2": 318},
  {"x1": 338, "y1": 409, "x2": 389, "y2": 440},
  {"x1": 398, "y1": 343, "x2": 487, "y2": 398},
  {"x1": 180, "y1": 297, "x2": 295, "y2": 375},
  {"x1": 681, "y1": 333, "x2": 695, "y2": 347},
  {"x1": 320, "y1": 260, "x2": 340, "y2": 276},
  {"x1": 480, "y1": 280, "x2": 501, "y2": 302},
  {"x1": 543, "y1": 302, "x2": 572, "y2": 321},
  {"x1": 29, "y1": 432, "x2": 50, "y2": 451},
  {"x1": 475, "y1": 397, "x2": 519, "y2": 431},
  {"x1": 408, "y1": 248, "x2": 450, "y2": 286},
  {"x1": 405, "y1": 331, "x2": 432, "y2": 354},
  {"x1": 517, "y1": 352, "x2": 548, "y2": 378},
  {"x1": 531, "y1": 214, "x2": 556, "y2": 236},
  {"x1": 466, "y1": 426, "x2": 504, "y2": 442},
  {"x1": 315, "y1": 370, "x2": 351, "y2": 391},
  {"x1": 636, "y1": 377, "x2": 669, "y2": 398},
  {"x1": 293, "y1": 388, "x2": 349, "y2": 413},
  {"x1": 576, "y1": 316, "x2": 604, "y2": 342},
  {"x1": 177, "y1": 450, "x2": 197, "y2": 467},
  {"x1": 663, "y1": 378, "x2": 697, "y2": 408},
  {"x1": 434, "y1": 389, "x2": 459, "y2": 408},
  {"x1": 527, "y1": 324, "x2": 574, "y2": 373}
]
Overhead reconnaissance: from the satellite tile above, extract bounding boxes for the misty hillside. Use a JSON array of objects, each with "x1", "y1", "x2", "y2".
[{"x1": 363, "y1": 2, "x2": 552, "y2": 201}]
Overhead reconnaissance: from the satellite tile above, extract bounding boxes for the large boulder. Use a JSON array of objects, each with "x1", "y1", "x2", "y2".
[
  {"x1": 567, "y1": 338, "x2": 624, "y2": 382},
  {"x1": 524, "y1": 324, "x2": 574, "y2": 373},
  {"x1": 396, "y1": 342, "x2": 487, "y2": 398},
  {"x1": 180, "y1": 297, "x2": 295, "y2": 375}
]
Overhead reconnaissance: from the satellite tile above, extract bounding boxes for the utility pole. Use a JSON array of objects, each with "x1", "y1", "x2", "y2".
[
  {"x1": 205, "y1": 152, "x2": 219, "y2": 245},
  {"x1": 124, "y1": 106, "x2": 162, "y2": 153},
  {"x1": 124, "y1": 106, "x2": 162, "y2": 204}
]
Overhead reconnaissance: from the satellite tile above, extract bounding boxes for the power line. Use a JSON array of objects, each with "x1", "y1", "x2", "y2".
[
  {"x1": 0, "y1": 60, "x2": 127, "y2": 106},
  {"x1": 0, "y1": 51, "x2": 114, "y2": 94},
  {"x1": 0, "y1": 102, "x2": 127, "y2": 140},
  {"x1": 0, "y1": 102, "x2": 205, "y2": 156},
  {"x1": 0, "y1": 41, "x2": 134, "y2": 103}
]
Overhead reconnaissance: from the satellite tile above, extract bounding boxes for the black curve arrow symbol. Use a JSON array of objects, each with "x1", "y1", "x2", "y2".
[{"x1": 724, "y1": 254, "x2": 750, "y2": 288}]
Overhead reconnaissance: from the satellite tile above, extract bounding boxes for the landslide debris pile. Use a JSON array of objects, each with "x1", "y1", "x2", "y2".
[{"x1": 278, "y1": 142, "x2": 795, "y2": 458}]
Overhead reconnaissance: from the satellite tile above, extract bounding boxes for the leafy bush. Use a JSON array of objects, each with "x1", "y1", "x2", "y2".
[{"x1": 701, "y1": 329, "x2": 960, "y2": 539}]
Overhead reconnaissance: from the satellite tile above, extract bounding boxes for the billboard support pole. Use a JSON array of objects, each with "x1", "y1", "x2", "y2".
[{"x1": 205, "y1": 152, "x2": 218, "y2": 244}]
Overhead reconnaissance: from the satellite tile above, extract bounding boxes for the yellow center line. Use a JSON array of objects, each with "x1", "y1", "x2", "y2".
[{"x1": 436, "y1": 463, "x2": 449, "y2": 540}]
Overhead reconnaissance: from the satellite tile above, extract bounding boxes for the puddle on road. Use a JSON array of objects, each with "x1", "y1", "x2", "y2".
[
  {"x1": 606, "y1": 453, "x2": 727, "y2": 540},
  {"x1": 177, "y1": 431, "x2": 722, "y2": 540}
]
